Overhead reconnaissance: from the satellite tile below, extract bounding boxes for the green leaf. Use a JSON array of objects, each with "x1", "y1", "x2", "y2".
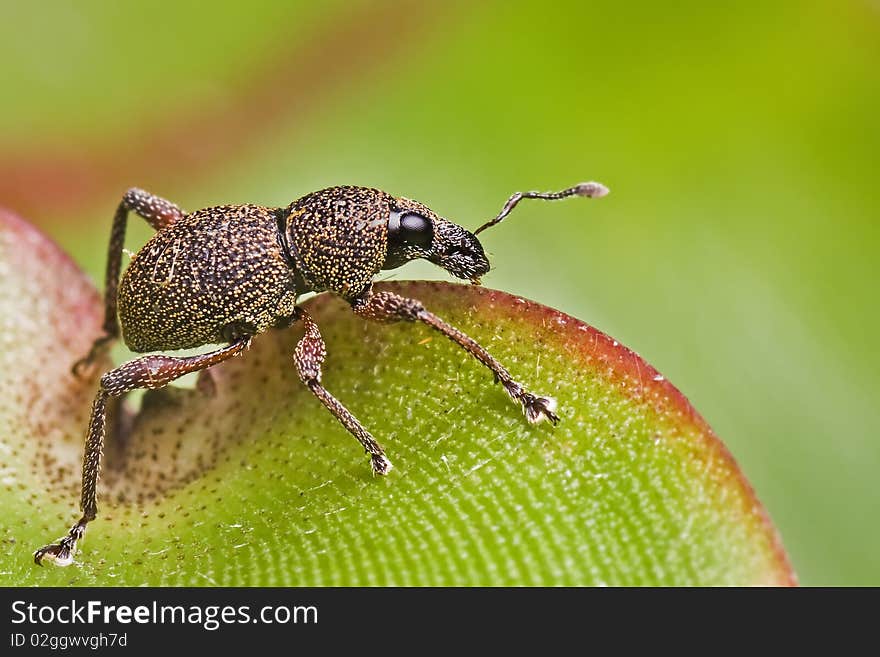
[{"x1": 0, "y1": 209, "x2": 794, "y2": 586}]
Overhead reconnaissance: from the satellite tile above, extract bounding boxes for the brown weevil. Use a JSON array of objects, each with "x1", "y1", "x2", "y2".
[{"x1": 34, "y1": 180, "x2": 609, "y2": 566}]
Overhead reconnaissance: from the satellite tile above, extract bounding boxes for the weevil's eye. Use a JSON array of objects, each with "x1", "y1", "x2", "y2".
[{"x1": 388, "y1": 210, "x2": 433, "y2": 249}]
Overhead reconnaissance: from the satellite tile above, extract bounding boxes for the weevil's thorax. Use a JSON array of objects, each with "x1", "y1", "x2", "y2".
[{"x1": 281, "y1": 186, "x2": 394, "y2": 299}]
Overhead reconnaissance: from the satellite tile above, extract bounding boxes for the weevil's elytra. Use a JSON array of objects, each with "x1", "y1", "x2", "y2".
[
  {"x1": 120, "y1": 204, "x2": 298, "y2": 351},
  {"x1": 34, "y1": 180, "x2": 609, "y2": 566}
]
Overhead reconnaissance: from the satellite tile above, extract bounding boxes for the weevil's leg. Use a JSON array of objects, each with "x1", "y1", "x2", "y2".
[
  {"x1": 35, "y1": 338, "x2": 250, "y2": 566},
  {"x1": 73, "y1": 188, "x2": 186, "y2": 377},
  {"x1": 292, "y1": 308, "x2": 392, "y2": 475},
  {"x1": 351, "y1": 288, "x2": 559, "y2": 425}
]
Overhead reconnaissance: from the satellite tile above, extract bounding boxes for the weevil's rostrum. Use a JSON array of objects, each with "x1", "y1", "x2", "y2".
[{"x1": 34, "y1": 180, "x2": 609, "y2": 566}]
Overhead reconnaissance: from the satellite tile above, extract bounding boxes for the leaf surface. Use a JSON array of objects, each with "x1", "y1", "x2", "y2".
[{"x1": 0, "y1": 209, "x2": 794, "y2": 586}]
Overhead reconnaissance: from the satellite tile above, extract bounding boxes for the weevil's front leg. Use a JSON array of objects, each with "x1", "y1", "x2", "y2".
[
  {"x1": 73, "y1": 188, "x2": 186, "y2": 377},
  {"x1": 351, "y1": 288, "x2": 559, "y2": 425},
  {"x1": 292, "y1": 308, "x2": 392, "y2": 475},
  {"x1": 35, "y1": 338, "x2": 250, "y2": 566}
]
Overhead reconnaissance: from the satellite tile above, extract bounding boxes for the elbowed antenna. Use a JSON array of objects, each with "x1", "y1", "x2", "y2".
[{"x1": 473, "y1": 181, "x2": 610, "y2": 235}]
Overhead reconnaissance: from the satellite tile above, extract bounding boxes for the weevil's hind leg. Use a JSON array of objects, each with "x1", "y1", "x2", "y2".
[
  {"x1": 35, "y1": 338, "x2": 250, "y2": 567},
  {"x1": 292, "y1": 308, "x2": 392, "y2": 475},
  {"x1": 351, "y1": 287, "x2": 559, "y2": 425},
  {"x1": 33, "y1": 391, "x2": 109, "y2": 566},
  {"x1": 73, "y1": 188, "x2": 186, "y2": 378}
]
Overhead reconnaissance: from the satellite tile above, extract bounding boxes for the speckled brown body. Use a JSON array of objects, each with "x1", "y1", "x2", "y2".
[
  {"x1": 119, "y1": 204, "x2": 298, "y2": 352},
  {"x1": 35, "y1": 180, "x2": 602, "y2": 567}
]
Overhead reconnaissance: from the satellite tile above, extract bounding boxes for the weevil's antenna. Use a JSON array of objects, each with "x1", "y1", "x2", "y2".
[{"x1": 473, "y1": 181, "x2": 609, "y2": 235}]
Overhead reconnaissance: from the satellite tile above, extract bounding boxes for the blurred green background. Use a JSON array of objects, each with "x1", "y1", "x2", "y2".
[{"x1": 1, "y1": 0, "x2": 877, "y2": 585}]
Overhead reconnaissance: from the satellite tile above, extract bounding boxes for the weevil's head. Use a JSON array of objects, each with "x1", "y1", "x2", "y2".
[{"x1": 382, "y1": 196, "x2": 490, "y2": 283}]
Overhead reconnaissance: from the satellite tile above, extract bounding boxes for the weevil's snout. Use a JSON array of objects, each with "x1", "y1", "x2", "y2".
[
  {"x1": 382, "y1": 197, "x2": 490, "y2": 281},
  {"x1": 429, "y1": 221, "x2": 490, "y2": 281}
]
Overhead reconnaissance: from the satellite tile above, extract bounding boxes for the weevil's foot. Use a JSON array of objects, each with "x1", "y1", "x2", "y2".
[
  {"x1": 34, "y1": 521, "x2": 86, "y2": 567},
  {"x1": 34, "y1": 541, "x2": 75, "y2": 567},
  {"x1": 371, "y1": 453, "x2": 394, "y2": 476},
  {"x1": 521, "y1": 393, "x2": 559, "y2": 425},
  {"x1": 72, "y1": 335, "x2": 115, "y2": 379},
  {"x1": 502, "y1": 382, "x2": 560, "y2": 425},
  {"x1": 72, "y1": 356, "x2": 97, "y2": 380}
]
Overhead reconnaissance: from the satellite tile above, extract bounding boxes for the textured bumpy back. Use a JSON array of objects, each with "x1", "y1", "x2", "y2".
[
  {"x1": 118, "y1": 204, "x2": 298, "y2": 352},
  {"x1": 282, "y1": 186, "x2": 392, "y2": 299}
]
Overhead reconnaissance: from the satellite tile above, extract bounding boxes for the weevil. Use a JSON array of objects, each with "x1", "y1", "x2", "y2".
[{"x1": 34, "y1": 181, "x2": 609, "y2": 566}]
